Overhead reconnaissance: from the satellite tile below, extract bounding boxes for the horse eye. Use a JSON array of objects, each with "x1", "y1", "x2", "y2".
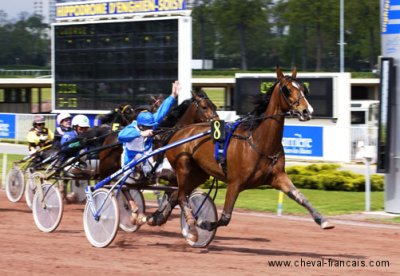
[{"x1": 282, "y1": 86, "x2": 290, "y2": 95}]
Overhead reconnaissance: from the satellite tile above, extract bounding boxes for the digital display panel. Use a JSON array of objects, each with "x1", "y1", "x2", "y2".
[
  {"x1": 235, "y1": 77, "x2": 334, "y2": 117},
  {"x1": 377, "y1": 57, "x2": 394, "y2": 173},
  {"x1": 53, "y1": 18, "x2": 178, "y2": 111}
]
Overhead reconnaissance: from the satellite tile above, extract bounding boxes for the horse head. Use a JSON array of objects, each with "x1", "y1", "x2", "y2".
[
  {"x1": 190, "y1": 88, "x2": 219, "y2": 123},
  {"x1": 116, "y1": 104, "x2": 136, "y2": 126},
  {"x1": 276, "y1": 66, "x2": 313, "y2": 121}
]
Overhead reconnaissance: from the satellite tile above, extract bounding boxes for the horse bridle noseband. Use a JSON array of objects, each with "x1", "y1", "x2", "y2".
[{"x1": 278, "y1": 77, "x2": 306, "y2": 109}]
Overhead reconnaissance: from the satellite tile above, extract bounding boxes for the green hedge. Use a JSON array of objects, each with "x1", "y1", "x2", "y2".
[
  {"x1": 286, "y1": 164, "x2": 384, "y2": 191},
  {"x1": 200, "y1": 163, "x2": 384, "y2": 192}
]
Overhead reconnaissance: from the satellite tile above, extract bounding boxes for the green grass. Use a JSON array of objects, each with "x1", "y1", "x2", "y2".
[
  {"x1": 144, "y1": 187, "x2": 384, "y2": 216},
  {"x1": 204, "y1": 87, "x2": 225, "y2": 109},
  {"x1": 0, "y1": 154, "x2": 25, "y2": 187},
  {"x1": 212, "y1": 188, "x2": 383, "y2": 216}
]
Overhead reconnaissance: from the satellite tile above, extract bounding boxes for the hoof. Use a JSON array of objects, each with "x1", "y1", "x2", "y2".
[
  {"x1": 182, "y1": 226, "x2": 198, "y2": 244},
  {"x1": 321, "y1": 221, "x2": 335, "y2": 229},
  {"x1": 147, "y1": 216, "x2": 156, "y2": 226},
  {"x1": 198, "y1": 220, "x2": 214, "y2": 231},
  {"x1": 185, "y1": 232, "x2": 198, "y2": 245},
  {"x1": 130, "y1": 213, "x2": 147, "y2": 226},
  {"x1": 146, "y1": 212, "x2": 166, "y2": 226}
]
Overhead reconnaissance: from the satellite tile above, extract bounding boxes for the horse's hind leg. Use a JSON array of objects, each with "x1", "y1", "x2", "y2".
[{"x1": 272, "y1": 173, "x2": 334, "y2": 229}]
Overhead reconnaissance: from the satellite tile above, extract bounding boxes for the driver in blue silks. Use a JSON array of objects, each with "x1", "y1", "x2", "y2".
[{"x1": 118, "y1": 81, "x2": 180, "y2": 178}]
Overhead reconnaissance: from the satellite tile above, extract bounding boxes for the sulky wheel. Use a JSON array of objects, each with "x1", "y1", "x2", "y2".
[
  {"x1": 180, "y1": 190, "x2": 218, "y2": 248},
  {"x1": 25, "y1": 172, "x2": 45, "y2": 209},
  {"x1": 83, "y1": 188, "x2": 119, "y2": 248},
  {"x1": 117, "y1": 189, "x2": 145, "y2": 233},
  {"x1": 5, "y1": 166, "x2": 25, "y2": 203},
  {"x1": 32, "y1": 182, "x2": 63, "y2": 232}
]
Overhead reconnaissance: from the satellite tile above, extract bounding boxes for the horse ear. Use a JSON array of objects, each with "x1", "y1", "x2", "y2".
[
  {"x1": 192, "y1": 87, "x2": 201, "y2": 97},
  {"x1": 276, "y1": 65, "x2": 284, "y2": 80},
  {"x1": 291, "y1": 66, "x2": 297, "y2": 79}
]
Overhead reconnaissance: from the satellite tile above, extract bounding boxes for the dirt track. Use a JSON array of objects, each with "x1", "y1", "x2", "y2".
[{"x1": 0, "y1": 191, "x2": 399, "y2": 275}]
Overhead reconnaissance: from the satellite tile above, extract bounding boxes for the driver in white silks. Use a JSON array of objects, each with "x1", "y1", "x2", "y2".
[{"x1": 118, "y1": 81, "x2": 180, "y2": 182}]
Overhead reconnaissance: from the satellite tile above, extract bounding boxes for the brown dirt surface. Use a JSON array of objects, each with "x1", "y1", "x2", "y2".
[{"x1": 0, "y1": 191, "x2": 399, "y2": 275}]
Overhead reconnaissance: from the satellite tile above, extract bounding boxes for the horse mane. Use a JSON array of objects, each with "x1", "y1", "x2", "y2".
[
  {"x1": 240, "y1": 83, "x2": 275, "y2": 130},
  {"x1": 158, "y1": 99, "x2": 192, "y2": 128}
]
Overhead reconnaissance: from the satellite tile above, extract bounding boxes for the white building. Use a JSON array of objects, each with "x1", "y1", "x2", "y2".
[{"x1": 34, "y1": 0, "x2": 56, "y2": 24}]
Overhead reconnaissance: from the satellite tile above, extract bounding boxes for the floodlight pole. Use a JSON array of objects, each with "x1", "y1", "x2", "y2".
[{"x1": 339, "y1": 0, "x2": 345, "y2": 72}]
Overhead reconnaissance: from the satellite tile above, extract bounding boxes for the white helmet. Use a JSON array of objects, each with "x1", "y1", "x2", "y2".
[
  {"x1": 33, "y1": 115, "x2": 45, "y2": 125},
  {"x1": 71, "y1": 115, "x2": 90, "y2": 128},
  {"x1": 57, "y1": 112, "x2": 71, "y2": 125}
]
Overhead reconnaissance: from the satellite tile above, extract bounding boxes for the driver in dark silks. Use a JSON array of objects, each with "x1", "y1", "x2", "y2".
[{"x1": 58, "y1": 114, "x2": 93, "y2": 203}]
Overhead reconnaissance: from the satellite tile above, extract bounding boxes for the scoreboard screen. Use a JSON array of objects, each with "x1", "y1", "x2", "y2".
[
  {"x1": 53, "y1": 18, "x2": 179, "y2": 112},
  {"x1": 235, "y1": 77, "x2": 334, "y2": 118}
]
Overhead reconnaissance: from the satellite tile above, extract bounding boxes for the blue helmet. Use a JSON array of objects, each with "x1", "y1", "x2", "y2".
[{"x1": 137, "y1": 111, "x2": 157, "y2": 127}]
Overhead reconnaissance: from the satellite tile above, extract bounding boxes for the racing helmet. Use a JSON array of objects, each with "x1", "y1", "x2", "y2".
[
  {"x1": 33, "y1": 115, "x2": 45, "y2": 126},
  {"x1": 56, "y1": 112, "x2": 72, "y2": 125},
  {"x1": 137, "y1": 111, "x2": 157, "y2": 127},
  {"x1": 71, "y1": 115, "x2": 90, "y2": 128}
]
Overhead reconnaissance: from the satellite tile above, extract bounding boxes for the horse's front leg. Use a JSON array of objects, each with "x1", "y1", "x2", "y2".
[
  {"x1": 122, "y1": 189, "x2": 147, "y2": 225},
  {"x1": 272, "y1": 173, "x2": 334, "y2": 229},
  {"x1": 179, "y1": 189, "x2": 199, "y2": 243},
  {"x1": 199, "y1": 181, "x2": 240, "y2": 231},
  {"x1": 147, "y1": 190, "x2": 178, "y2": 226}
]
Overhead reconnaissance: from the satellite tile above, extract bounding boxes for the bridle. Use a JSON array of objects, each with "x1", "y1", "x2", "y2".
[
  {"x1": 278, "y1": 77, "x2": 306, "y2": 110},
  {"x1": 118, "y1": 104, "x2": 135, "y2": 126},
  {"x1": 192, "y1": 95, "x2": 219, "y2": 122}
]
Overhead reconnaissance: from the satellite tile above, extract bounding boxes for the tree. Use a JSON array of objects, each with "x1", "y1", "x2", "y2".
[
  {"x1": 345, "y1": 0, "x2": 380, "y2": 71},
  {"x1": 0, "y1": 9, "x2": 8, "y2": 25},
  {"x1": 192, "y1": 0, "x2": 216, "y2": 68},
  {"x1": 275, "y1": 0, "x2": 339, "y2": 71},
  {"x1": 0, "y1": 15, "x2": 50, "y2": 66},
  {"x1": 210, "y1": 0, "x2": 272, "y2": 70}
]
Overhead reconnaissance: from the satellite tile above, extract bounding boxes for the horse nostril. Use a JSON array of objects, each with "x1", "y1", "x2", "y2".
[{"x1": 303, "y1": 109, "x2": 310, "y2": 118}]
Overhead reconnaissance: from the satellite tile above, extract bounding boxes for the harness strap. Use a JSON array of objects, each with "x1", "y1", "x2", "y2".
[
  {"x1": 247, "y1": 136, "x2": 281, "y2": 164},
  {"x1": 213, "y1": 121, "x2": 241, "y2": 176}
]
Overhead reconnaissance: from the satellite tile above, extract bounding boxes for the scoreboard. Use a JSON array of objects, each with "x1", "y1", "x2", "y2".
[
  {"x1": 235, "y1": 76, "x2": 334, "y2": 118},
  {"x1": 52, "y1": 0, "x2": 191, "y2": 113}
]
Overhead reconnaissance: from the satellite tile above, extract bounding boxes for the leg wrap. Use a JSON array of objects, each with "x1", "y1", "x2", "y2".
[
  {"x1": 287, "y1": 189, "x2": 324, "y2": 225},
  {"x1": 219, "y1": 211, "x2": 231, "y2": 227}
]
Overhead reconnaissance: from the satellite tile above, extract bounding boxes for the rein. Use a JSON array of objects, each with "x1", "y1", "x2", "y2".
[
  {"x1": 232, "y1": 113, "x2": 285, "y2": 163},
  {"x1": 229, "y1": 78, "x2": 298, "y2": 163}
]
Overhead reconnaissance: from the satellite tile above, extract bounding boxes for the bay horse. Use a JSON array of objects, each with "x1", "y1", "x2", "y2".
[
  {"x1": 154, "y1": 66, "x2": 334, "y2": 243},
  {"x1": 98, "y1": 89, "x2": 219, "y2": 179}
]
